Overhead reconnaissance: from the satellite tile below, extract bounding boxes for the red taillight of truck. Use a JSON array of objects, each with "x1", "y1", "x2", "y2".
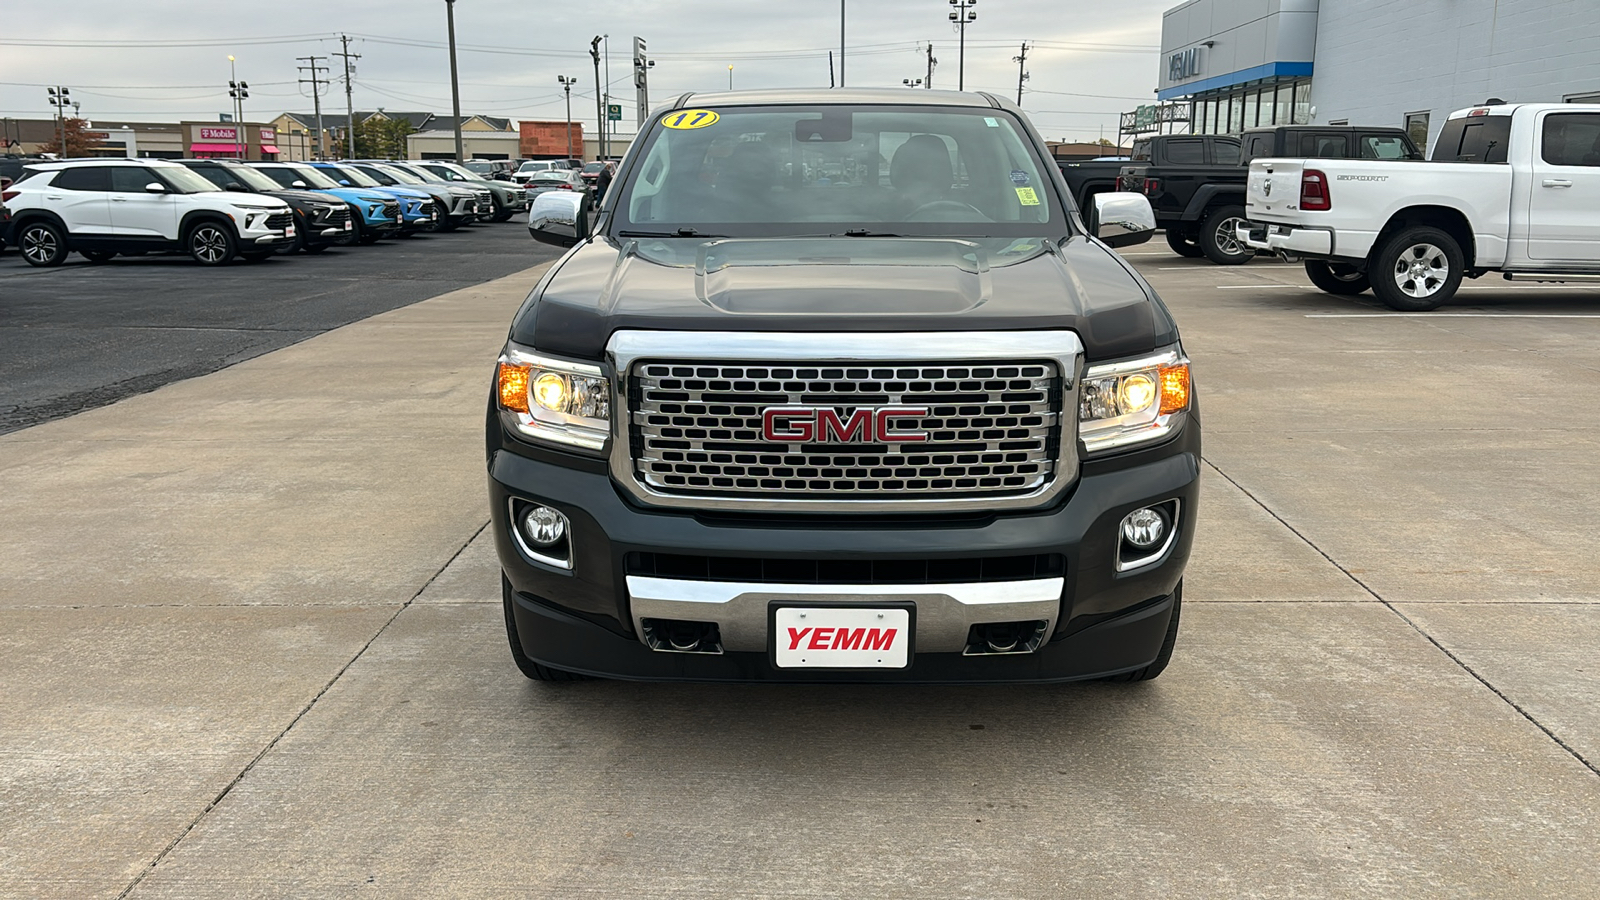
[{"x1": 1300, "y1": 170, "x2": 1331, "y2": 211}]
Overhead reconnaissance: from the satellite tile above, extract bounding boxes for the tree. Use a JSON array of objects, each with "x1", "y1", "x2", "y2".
[
  {"x1": 350, "y1": 117, "x2": 415, "y2": 159},
  {"x1": 60, "y1": 117, "x2": 105, "y2": 157}
]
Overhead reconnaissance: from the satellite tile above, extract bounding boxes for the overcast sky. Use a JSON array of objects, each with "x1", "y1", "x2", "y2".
[{"x1": 1, "y1": 0, "x2": 1172, "y2": 143}]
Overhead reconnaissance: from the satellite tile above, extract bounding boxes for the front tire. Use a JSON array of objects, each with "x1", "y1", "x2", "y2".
[
  {"x1": 1102, "y1": 582, "x2": 1182, "y2": 683},
  {"x1": 1304, "y1": 259, "x2": 1371, "y2": 295},
  {"x1": 1199, "y1": 206, "x2": 1254, "y2": 265},
  {"x1": 502, "y1": 576, "x2": 592, "y2": 682},
  {"x1": 1369, "y1": 226, "x2": 1463, "y2": 311},
  {"x1": 1165, "y1": 229, "x2": 1205, "y2": 258},
  {"x1": 18, "y1": 221, "x2": 68, "y2": 267},
  {"x1": 186, "y1": 221, "x2": 236, "y2": 266}
]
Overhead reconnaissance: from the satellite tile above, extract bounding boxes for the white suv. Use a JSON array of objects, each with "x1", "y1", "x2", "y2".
[{"x1": 4, "y1": 158, "x2": 295, "y2": 267}]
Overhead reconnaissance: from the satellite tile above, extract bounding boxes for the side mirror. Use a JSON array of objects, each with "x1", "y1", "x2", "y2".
[
  {"x1": 528, "y1": 189, "x2": 589, "y2": 248},
  {"x1": 339, "y1": 180, "x2": 351, "y2": 186},
  {"x1": 144, "y1": 182, "x2": 167, "y2": 194},
  {"x1": 224, "y1": 182, "x2": 246, "y2": 192},
  {"x1": 1092, "y1": 192, "x2": 1156, "y2": 248},
  {"x1": 291, "y1": 180, "x2": 307, "y2": 188}
]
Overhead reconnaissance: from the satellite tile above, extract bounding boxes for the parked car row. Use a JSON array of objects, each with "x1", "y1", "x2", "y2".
[{"x1": 0, "y1": 156, "x2": 522, "y2": 267}]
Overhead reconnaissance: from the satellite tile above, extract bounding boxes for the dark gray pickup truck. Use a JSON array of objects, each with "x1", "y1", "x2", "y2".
[{"x1": 491, "y1": 89, "x2": 1198, "y2": 684}]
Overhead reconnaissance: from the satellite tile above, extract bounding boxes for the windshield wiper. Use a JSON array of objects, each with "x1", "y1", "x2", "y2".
[{"x1": 616, "y1": 228, "x2": 722, "y2": 238}]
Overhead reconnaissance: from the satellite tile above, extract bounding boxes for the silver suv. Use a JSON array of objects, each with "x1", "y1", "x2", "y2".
[{"x1": 3, "y1": 159, "x2": 295, "y2": 267}]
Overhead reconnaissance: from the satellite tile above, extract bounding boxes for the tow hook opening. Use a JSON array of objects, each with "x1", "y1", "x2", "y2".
[
  {"x1": 640, "y1": 618, "x2": 724, "y2": 655},
  {"x1": 964, "y1": 620, "x2": 1049, "y2": 656}
]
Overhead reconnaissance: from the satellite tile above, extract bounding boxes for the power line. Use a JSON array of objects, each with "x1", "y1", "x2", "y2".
[{"x1": 0, "y1": 34, "x2": 336, "y2": 48}]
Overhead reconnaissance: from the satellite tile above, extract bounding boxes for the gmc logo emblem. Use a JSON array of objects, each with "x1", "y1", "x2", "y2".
[{"x1": 762, "y1": 406, "x2": 929, "y2": 443}]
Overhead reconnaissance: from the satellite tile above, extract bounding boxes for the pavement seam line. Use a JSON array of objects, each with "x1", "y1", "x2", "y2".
[
  {"x1": 112, "y1": 519, "x2": 492, "y2": 899},
  {"x1": 1202, "y1": 457, "x2": 1600, "y2": 780}
]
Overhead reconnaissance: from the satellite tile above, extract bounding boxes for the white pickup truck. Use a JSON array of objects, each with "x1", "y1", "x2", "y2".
[{"x1": 1240, "y1": 102, "x2": 1600, "y2": 310}]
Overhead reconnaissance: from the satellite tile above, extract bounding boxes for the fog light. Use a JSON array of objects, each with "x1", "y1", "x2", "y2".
[
  {"x1": 520, "y1": 505, "x2": 568, "y2": 546},
  {"x1": 1121, "y1": 507, "x2": 1168, "y2": 549}
]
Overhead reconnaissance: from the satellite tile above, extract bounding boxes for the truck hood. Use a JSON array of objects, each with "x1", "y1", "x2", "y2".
[{"x1": 520, "y1": 235, "x2": 1175, "y2": 362}]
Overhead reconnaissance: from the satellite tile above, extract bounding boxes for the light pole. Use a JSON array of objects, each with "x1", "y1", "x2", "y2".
[
  {"x1": 948, "y1": 0, "x2": 976, "y2": 91},
  {"x1": 445, "y1": 0, "x2": 464, "y2": 163},
  {"x1": 839, "y1": 0, "x2": 846, "y2": 87},
  {"x1": 590, "y1": 36, "x2": 604, "y2": 162},
  {"x1": 228, "y1": 56, "x2": 249, "y2": 159},
  {"x1": 728, "y1": 65, "x2": 734, "y2": 91},
  {"x1": 46, "y1": 87, "x2": 70, "y2": 156},
  {"x1": 558, "y1": 75, "x2": 577, "y2": 158},
  {"x1": 902, "y1": 78, "x2": 923, "y2": 88}
]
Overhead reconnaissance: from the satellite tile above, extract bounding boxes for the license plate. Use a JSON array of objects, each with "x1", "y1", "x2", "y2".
[
  {"x1": 285, "y1": 226, "x2": 295, "y2": 237},
  {"x1": 344, "y1": 221, "x2": 352, "y2": 230},
  {"x1": 773, "y1": 607, "x2": 911, "y2": 669}
]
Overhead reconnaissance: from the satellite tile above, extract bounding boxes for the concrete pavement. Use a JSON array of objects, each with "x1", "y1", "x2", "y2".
[{"x1": 2, "y1": 247, "x2": 1599, "y2": 898}]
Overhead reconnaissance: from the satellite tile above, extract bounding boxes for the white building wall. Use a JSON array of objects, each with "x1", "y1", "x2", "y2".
[{"x1": 1309, "y1": 0, "x2": 1600, "y2": 150}]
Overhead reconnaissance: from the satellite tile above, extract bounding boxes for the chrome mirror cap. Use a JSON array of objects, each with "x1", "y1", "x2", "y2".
[
  {"x1": 1093, "y1": 192, "x2": 1156, "y2": 248},
  {"x1": 528, "y1": 190, "x2": 588, "y2": 248}
]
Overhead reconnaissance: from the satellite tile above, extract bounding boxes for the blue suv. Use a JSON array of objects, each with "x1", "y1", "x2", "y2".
[
  {"x1": 251, "y1": 162, "x2": 401, "y2": 244},
  {"x1": 312, "y1": 163, "x2": 439, "y2": 235}
]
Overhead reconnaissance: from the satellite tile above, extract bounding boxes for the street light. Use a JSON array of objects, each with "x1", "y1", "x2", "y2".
[
  {"x1": 948, "y1": 0, "x2": 977, "y2": 91},
  {"x1": 902, "y1": 78, "x2": 923, "y2": 88},
  {"x1": 728, "y1": 64, "x2": 734, "y2": 90},
  {"x1": 558, "y1": 75, "x2": 577, "y2": 159},
  {"x1": 228, "y1": 55, "x2": 249, "y2": 160},
  {"x1": 46, "y1": 86, "x2": 71, "y2": 157},
  {"x1": 445, "y1": 0, "x2": 464, "y2": 163}
]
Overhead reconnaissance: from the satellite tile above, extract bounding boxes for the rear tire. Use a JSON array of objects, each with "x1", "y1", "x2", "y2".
[
  {"x1": 1165, "y1": 229, "x2": 1205, "y2": 258},
  {"x1": 1304, "y1": 259, "x2": 1371, "y2": 295},
  {"x1": 503, "y1": 576, "x2": 593, "y2": 682},
  {"x1": 491, "y1": 208, "x2": 515, "y2": 222},
  {"x1": 18, "y1": 221, "x2": 68, "y2": 267},
  {"x1": 186, "y1": 221, "x2": 236, "y2": 266},
  {"x1": 1369, "y1": 226, "x2": 1463, "y2": 311},
  {"x1": 1102, "y1": 582, "x2": 1182, "y2": 683},
  {"x1": 1199, "y1": 206, "x2": 1253, "y2": 265}
]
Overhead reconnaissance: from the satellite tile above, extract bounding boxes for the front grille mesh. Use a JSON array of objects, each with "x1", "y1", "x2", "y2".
[
  {"x1": 418, "y1": 200, "x2": 435, "y2": 218},
  {"x1": 322, "y1": 206, "x2": 350, "y2": 227},
  {"x1": 629, "y1": 360, "x2": 1061, "y2": 499},
  {"x1": 380, "y1": 200, "x2": 400, "y2": 221},
  {"x1": 264, "y1": 212, "x2": 293, "y2": 232}
]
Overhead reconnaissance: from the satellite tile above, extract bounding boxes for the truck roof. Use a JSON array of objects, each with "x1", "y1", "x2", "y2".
[
  {"x1": 668, "y1": 88, "x2": 1013, "y2": 111},
  {"x1": 1446, "y1": 102, "x2": 1600, "y2": 119}
]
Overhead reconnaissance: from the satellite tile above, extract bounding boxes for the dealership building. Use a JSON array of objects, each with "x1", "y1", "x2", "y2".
[{"x1": 1158, "y1": 0, "x2": 1600, "y2": 153}]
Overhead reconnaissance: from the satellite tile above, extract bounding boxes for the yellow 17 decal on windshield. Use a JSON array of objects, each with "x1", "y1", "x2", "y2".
[
  {"x1": 1015, "y1": 187, "x2": 1040, "y2": 206},
  {"x1": 663, "y1": 109, "x2": 720, "y2": 130}
]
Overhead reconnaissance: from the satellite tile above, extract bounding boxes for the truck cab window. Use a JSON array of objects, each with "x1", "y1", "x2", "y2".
[
  {"x1": 1360, "y1": 135, "x2": 1413, "y2": 159},
  {"x1": 1541, "y1": 113, "x2": 1600, "y2": 166}
]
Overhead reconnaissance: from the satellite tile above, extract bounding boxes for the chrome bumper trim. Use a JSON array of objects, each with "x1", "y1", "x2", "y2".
[{"x1": 626, "y1": 575, "x2": 1065, "y2": 653}]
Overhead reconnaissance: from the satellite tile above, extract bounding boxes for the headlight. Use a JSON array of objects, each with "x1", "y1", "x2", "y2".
[
  {"x1": 1078, "y1": 348, "x2": 1191, "y2": 454},
  {"x1": 496, "y1": 345, "x2": 610, "y2": 451}
]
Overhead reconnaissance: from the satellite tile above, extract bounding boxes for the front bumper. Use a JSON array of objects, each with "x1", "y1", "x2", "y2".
[
  {"x1": 490, "y1": 418, "x2": 1200, "y2": 683},
  {"x1": 1239, "y1": 221, "x2": 1333, "y2": 258}
]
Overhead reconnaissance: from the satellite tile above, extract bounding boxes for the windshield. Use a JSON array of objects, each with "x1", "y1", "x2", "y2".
[
  {"x1": 465, "y1": 161, "x2": 496, "y2": 173},
  {"x1": 583, "y1": 162, "x2": 605, "y2": 174},
  {"x1": 370, "y1": 163, "x2": 423, "y2": 185},
  {"x1": 432, "y1": 162, "x2": 477, "y2": 180},
  {"x1": 215, "y1": 165, "x2": 281, "y2": 192},
  {"x1": 158, "y1": 165, "x2": 229, "y2": 194},
  {"x1": 614, "y1": 104, "x2": 1063, "y2": 237},
  {"x1": 532, "y1": 171, "x2": 575, "y2": 182},
  {"x1": 391, "y1": 163, "x2": 445, "y2": 183},
  {"x1": 270, "y1": 164, "x2": 340, "y2": 190},
  {"x1": 517, "y1": 162, "x2": 551, "y2": 172},
  {"x1": 325, "y1": 164, "x2": 384, "y2": 187}
]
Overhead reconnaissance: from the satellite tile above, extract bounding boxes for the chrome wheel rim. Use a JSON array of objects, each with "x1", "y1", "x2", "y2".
[
  {"x1": 1213, "y1": 216, "x2": 1248, "y2": 257},
  {"x1": 22, "y1": 227, "x2": 57, "y2": 264},
  {"x1": 1393, "y1": 243, "x2": 1449, "y2": 298},
  {"x1": 192, "y1": 227, "x2": 228, "y2": 263}
]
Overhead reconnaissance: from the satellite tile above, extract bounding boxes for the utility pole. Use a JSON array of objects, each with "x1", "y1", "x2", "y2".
[
  {"x1": 590, "y1": 36, "x2": 604, "y2": 162},
  {"x1": 926, "y1": 42, "x2": 937, "y2": 88},
  {"x1": 558, "y1": 75, "x2": 577, "y2": 159},
  {"x1": 445, "y1": 0, "x2": 464, "y2": 162},
  {"x1": 335, "y1": 34, "x2": 361, "y2": 158},
  {"x1": 603, "y1": 34, "x2": 612, "y2": 160},
  {"x1": 1013, "y1": 42, "x2": 1029, "y2": 106},
  {"x1": 828, "y1": 51, "x2": 835, "y2": 89},
  {"x1": 840, "y1": 0, "x2": 846, "y2": 87},
  {"x1": 296, "y1": 55, "x2": 330, "y2": 159},
  {"x1": 46, "y1": 87, "x2": 70, "y2": 156},
  {"x1": 949, "y1": 0, "x2": 977, "y2": 91},
  {"x1": 632, "y1": 36, "x2": 652, "y2": 129},
  {"x1": 228, "y1": 56, "x2": 248, "y2": 159}
]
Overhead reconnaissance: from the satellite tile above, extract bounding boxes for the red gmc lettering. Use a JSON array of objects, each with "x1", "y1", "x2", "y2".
[
  {"x1": 815, "y1": 408, "x2": 874, "y2": 443},
  {"x1": 786, "y1": 627, "x2": 812, "y2": 650},
  {"x1": 764, "y1": 408, "x2": 814, "y2": 442},
  {"x1": 807, "y1": 628, "x2": 835, "y2": 650},
  {"x1": 863, "y1": 628, "x2": 897, "y2": 651},
  {"x1": 876, "y1": 409, "x2": 928, "y2": 443}
]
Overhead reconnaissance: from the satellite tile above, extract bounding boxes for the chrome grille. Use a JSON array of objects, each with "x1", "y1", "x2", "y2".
[
  {"x1": 320, "y1": 206, "x2": 350, "y2": 227},
  {"x1": 629, "y1": 360, "x2": 1061, "y2": 499},
  {"x1": 264, "y1": 212, "x2": 294, "y2": 232},
  {"x1": 418, "y1": 200, "x2": 436, "y2": 218}
]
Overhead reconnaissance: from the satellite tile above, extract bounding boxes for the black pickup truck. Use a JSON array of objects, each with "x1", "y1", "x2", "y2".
[{"x1": 1120, "y1": 127, "x2": 1421, "y2": 264}]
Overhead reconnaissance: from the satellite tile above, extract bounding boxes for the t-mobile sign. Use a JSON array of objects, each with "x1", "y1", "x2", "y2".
[{"x1": 199, "y1": 126, "x2": 239, "y2": 142}]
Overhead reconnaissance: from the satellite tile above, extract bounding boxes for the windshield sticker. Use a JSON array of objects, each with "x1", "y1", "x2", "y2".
[
  {"x1": 1014, "y1": 187, "x2": 1040, "y2": 206},
  {"x1": 1009, "y1": 170, "x2": 1030, "y2": 185},
  {"x1": 663, "y1": 109, "x2": 720, "y2": 130},
  {"x1": 983, "y1": 117, "x2": 1000, "y2": 128}
]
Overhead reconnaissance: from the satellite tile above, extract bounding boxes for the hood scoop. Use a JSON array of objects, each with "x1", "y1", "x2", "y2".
[{"x1": 693, "y1": 238, "x2": 991, "y2": 316}]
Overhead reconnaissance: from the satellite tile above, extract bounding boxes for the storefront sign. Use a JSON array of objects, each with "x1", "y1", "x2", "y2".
[
  {"x1": 1168, "y1": 47, "x2": 1202, "y2": 82},
  {"x1": 199, "y1": 125, "x2": 240, "y2": 142},
  {"x1": 259, "y1": 127, "x2": 276, "y2": 142}
]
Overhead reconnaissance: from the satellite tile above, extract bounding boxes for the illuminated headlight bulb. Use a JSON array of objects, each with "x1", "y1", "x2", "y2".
[
  {"x1": 1119, "y1": 373, "x2": 1157, "y2": 413},
  {"x1": 520, "y1": 505, "x2": 568, "y2": 546},
  {"x1": 532, "y1": 373, "x2": 569, "y2": 412},
  {"x1": 1121, "y1": 507, "x2": 1168, "y2": 549}
]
